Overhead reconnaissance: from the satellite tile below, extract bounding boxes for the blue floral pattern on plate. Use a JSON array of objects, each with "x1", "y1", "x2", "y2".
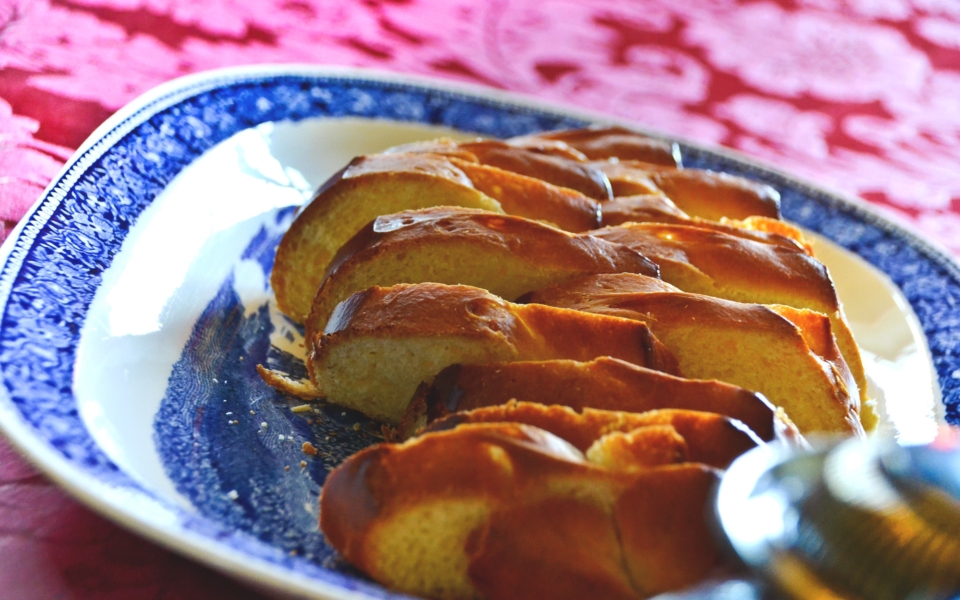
[{"x1": 0, "y1": 68, "x2": 957, "y2": 599}]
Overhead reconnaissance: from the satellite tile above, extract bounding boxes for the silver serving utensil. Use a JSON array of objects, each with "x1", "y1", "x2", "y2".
[{"x1": 715, "y1": 433, "x2": 960, "y2": 600}]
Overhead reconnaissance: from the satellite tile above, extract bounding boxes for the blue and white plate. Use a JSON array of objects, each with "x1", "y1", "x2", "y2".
[{"x1": 0, "y1": 65, "x2": 954, "y2": 599}]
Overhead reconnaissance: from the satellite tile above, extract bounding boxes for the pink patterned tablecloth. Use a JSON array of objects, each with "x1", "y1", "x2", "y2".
[{"x1": 2, "y1": 0, "x2": 960, "y2": 597}]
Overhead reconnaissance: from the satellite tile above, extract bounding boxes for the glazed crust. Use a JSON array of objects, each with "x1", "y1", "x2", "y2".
[
  {"x1": 320, "y1": 421, "x2": 723, "y2": 600},
  {"x1": 271, "y1": 152, "x2": 504, "y2": 322},
  {"x1": 458, "y1": 140, "x2": 615, "y2": 200},
  {"x1": 311, "y1": 283, "x2": 679, "y2": 423},
  {"x1": 448, "y1": 158, "x2": 601, "y2": 232},
  {"x1": 514, "y1": 126, "x2": 681, "y2": 167},
  {"x1": 411, "y1": 357, "x2": 795, "y2": 443},
  {"x1": 592, "y1": 222, "x2": 833, "y2": 307},
  {"x1": 575, "y1": 222, "x2": 873, "y2": 429},
  {"x1": 423, "y1": 401, "x2": 763, "y2": 469},
  {"x1": 595, "y1": 160, "x2": 781, "y2": 221},
  {"x1": 306, "y1": 206, "x2": 656, "y2": 335},
  {"x1": 524, "y1": 273, "x2": 863, "y2": 435}
]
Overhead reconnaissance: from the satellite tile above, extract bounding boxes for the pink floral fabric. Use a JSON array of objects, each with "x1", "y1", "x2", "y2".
[{"x1": 1, "y1": 0, "x2": 959, "y2": 596}]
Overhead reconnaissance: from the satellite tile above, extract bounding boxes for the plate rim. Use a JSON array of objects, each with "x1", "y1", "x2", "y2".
[{"x1": 0, "y1": 63, "x2": 956, "y2": 599}]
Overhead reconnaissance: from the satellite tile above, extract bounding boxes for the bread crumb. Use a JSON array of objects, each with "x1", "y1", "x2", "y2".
[
  {"x1": 352, "y1": 423, "x2": 361, "y2": 431},
  {"x1": 291, "y1": 404, "x2": 312, "y2": 414},
  {"x1": 260, "y1": 422, "x2": 268, "y2": 430},
  {"x1": 284, "y1": 465, "x2": 290, "y2": 471},
  {"x1": 226, "y1": 490, "x2": 239, "y2": 500},
  {"x1": 249, "y1": 410, "x2": 255, "y2": 415},
  {"x1": 302, "y1": 441, "x2": 318, "y2": 455},
  {"x1": 278, "y1": 434, "x2": 285, "y2": 441},
  {"x1": 300, "y1": 461, "x2": 307, "y2": 468}
]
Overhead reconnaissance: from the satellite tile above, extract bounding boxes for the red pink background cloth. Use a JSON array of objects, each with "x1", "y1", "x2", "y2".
[{"x1": 1, "y1": 0, "x2": 959, "y2": 596}]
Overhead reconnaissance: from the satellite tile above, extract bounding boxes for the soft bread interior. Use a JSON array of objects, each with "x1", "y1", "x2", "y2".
[
  {"x1": 307, "y1": 207, "x2": 654, "y2": 334},
  {"x1": 368, "y1": 500, "x2": 490, "y2": 600},
  {"x1": 311, "y1": 283, "x2": 678, "y2": 424},
  {"x1": 525, "y1": 273, "x2": 863, "y2": 435},
  {"x1": 321, "y1": 421, "x2": 723, "y2": 600},
  {"x1": 272, "y1": 154, "x2": 503, "y2": 321},
  {"x1": 591, "y1": 221, "x2": 874, "y2": 429}
]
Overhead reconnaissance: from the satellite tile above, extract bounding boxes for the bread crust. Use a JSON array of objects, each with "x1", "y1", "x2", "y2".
[
  {"x1": 592, "y1": 223, "x2": 831, "y2": 305},
  {"x1": 311, "y1": 283, "x2": 679, "y2": 423},
  {"x1": 271, "y1": 153, "x2": 504, "y2": 321},
  {"x1": 423, "y1": 401, "x2": 762, "y2": 469},
  {"x1": 448, "y1": 158, "x2": 601, "y2": 232},
  {"x1": 320, "y1": 421, "x2": 723, "y2": 599},
  {"x1": 412, "y1": 357, "x2": 795, "y2": 443},
  {"x1": 588, "y1": 222, "x2": 874, "y2": 429},
  {"x1": 524, "y1": 273, "x2": 863, "y2": 435},
  {"x1": 459, "y1": 140, "x2": 614, "y2": 200},
  {"x1": 595, "y1": 160, "x2": 781, "y2": 221},
  {"x1": 307, "y1": 207, "x2": 657, "y2": 336},
  {"x1": 515, "y1": 126, "x2": 681, "y2": 167}
]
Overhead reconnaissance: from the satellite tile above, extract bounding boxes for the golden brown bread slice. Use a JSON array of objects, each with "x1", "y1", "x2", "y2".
[
  {"x1": 592, "y1": 222, "x2": 827, "y2": 303},
  {"x1": 512, "y1": 125, "x2": 682, "y2": 167},
  {"x1": 599, "y1": 193, "x2": 695, "y2": 226},
  {"x1": 272, "y1": 152, "x2": 504, "y2": 321},
  {"x1": 524, "y1": 273, "x2": 864, "y2": 435},
  {"x1": 446, "y1": 158, "x2": 601, "y2": 232},
  {"x1": 382, "y1": 136, "x2": 720, "y2": 232},
  {"x1": 403, "y1": 357, "x2": 798, "y2": 443},
  {"x1": 384, "y1": 132, "x2": 777, "y2": 223},
  {"x1": 458, "y1": 140, "x2": 615, "y2": 199},
  {"x1": 595, "y1": 160, "x2": 781, "y2": 221},
  {"x1": 303, "y1": 283, "x2": 679, "y2": 423},
  {"x1": 306, "y1": 206, "x2": 657, "y2": 335},
  {"x1": 320, "y1": 421, "x2": 722, "y2": 600},
  {"x1": 395, "y1": 137, "x2": 615, "y2": 199},
  {"x1": 274, "y1": 140, "x2": 797, "y2": 322},
  {"x1": 591, "y1": 221, "x2": 874, "y2": 428},
  {"x1": 422, "y1": 401, "x2": 763, "y2": 469}
]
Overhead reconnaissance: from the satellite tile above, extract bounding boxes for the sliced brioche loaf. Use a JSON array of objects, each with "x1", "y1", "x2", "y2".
[
  {"x1": 447, "y1": 158, "x2": 601, "y2": 232},
  {"x1": 309, "y1": 283, "x2": 679, "y2": 423},
  {"x1": 524, "y1": 273, "x2": 863, "y2": 435},
  {"x1": 306, "y1": 207, "x2": 657, "y2": 335},
  {"x1": 272, "y1": 152, "x2": 504, "y2": 321},
  {"x1": 458, "y1": 140, "x2": 614, "y2": 199},
  {"x1": 591, "y1": 222, "x2": 833, "y2": 308},
  {"x1": 320, "y1": 423, "x2": 596, "y2": 600},
  {"x1": 423, "y1": 401, "x2": 762, "y2": 469},
  {"x1": 320, "y1": 421, "x2": 722, "y2": 600},
  {"x1": 591, "y1": 221, "x2": 873, "y2": 429},
  {"x1": 595, "y1": 160, "x2": 781, "y2": 221},
  {"x1": 406, "y1": 357, "x2": 796, "y2": 443}
]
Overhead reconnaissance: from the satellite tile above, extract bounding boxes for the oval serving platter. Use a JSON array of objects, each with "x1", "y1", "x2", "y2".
[{"x1": 0, "y1": 65, "x2": 955, "y2": 599}]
